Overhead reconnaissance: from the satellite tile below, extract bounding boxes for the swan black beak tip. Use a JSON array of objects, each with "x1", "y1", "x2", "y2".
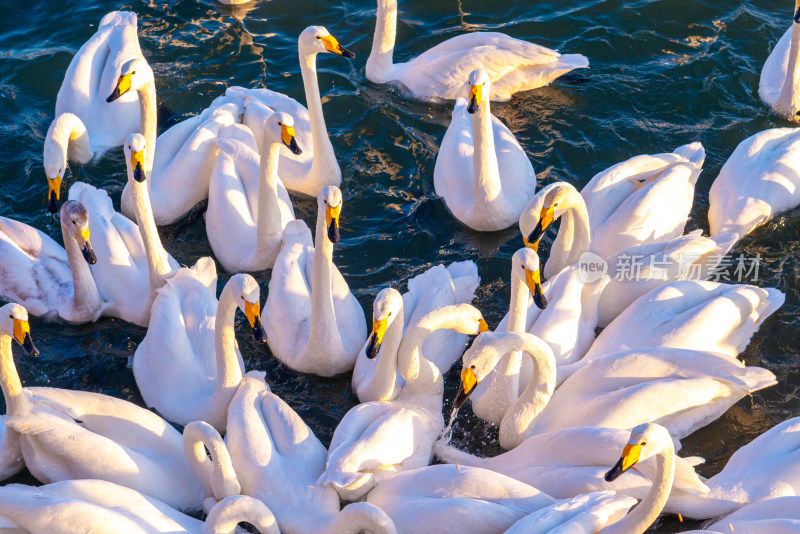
[
  {"x1": 289, "y1": 137, "x2": 302, "y2": 156},
  {"x1": 106, "y1": 88, "x2": 121, "y2": 103},
  {"x1": 48, "y1": 192, "x2": 59, "y2": 214},
  {"x1": 533, "y1": 289, "x2": 548, "y2": 310},
  {"x1": 23, "y1": 333, "x2": 39, "y2": 357},
  {"x1": 81, "y1": 245, "x2": 97, "y2": 265},
  {"x1": 366, "y1": 333, "x2": 381, "y2": 359},
  {"x1": 252, "y1": 316, "x2": 267, "y2": 344},
  {"x1": 339, "y1": 46, "x2": 355, "y2": 59},
  {"x1": 794, "y1": 7, "x2": 800, "y2": 23},
  {"x1": 328, "y1": 223, "x2": 340, "y2": 244},
  {"x1": 604, "y1": 457, "x2": 626, "y2": 482},
  {"x1": 133, "y1": 163, "x2": 146, "y2": 183},
  {"x1": 467, "y1": 96, "x2": 478, "y2": 114}
]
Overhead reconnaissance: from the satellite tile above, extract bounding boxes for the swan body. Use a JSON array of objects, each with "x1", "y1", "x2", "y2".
[
  {"x1": 0, "y1": 201, "x2": 103, "y2": 323},
  {"x1": 352, "y1": 261, "x2": 480, "y2": 403},
  {"x1": 435, "y1": 425, "x2": 711, "y2": 518},
  {"x1": 581, "y1": 280, "x2": 785, "y2": 362},
  {"x1": 759, "y1": 6, "x2": 800, "y2": 120},
  {"x1": 0, "y1": 418, "x2": 22, "y2": 482},
  {"x1": 433, "y1": 70, "x2": 536, "y2": 231},
  {"x1": 134, "y1": 272, "x2": 267, "y2": 432},
  {"x1": 53, "y1": 11, "x2": 148, "y2": 149},
  {"x1": 320, "y1": 304, "x2": 488, "y2": 501},
  {"x1": 225, "y1": 371, "x2": 395, "y2": 534},
  {"x1": 0, "y1": 480, "x2": 204, "y2": 534},
  {"x1": 456, "y1": 331, "x2": 776, "y2": 450},
  {"x1": 263, "y1": 186, "x2": 367, "y2": 377},
  {"x1": 205, "y1": 112, "x2": 297, "y2": 272},
  {"x1": 0, "y1": 304, "x2": 204, "y2": 511},
  {"x1": 366, "y1": 0, "x2": 588, "y2": 101},
  {"x1": 503, "y1": 491, "x2": 637, "y2": 534},
  {"x1": 708, "y1": 128, "x2": 800, "y2": 239},
  {"x1": 470, "y1": 248, "x2": 606, "y2": 426},
  {"x1": 684, "y1": 497, "x2": 800, "y2": 534},
  {"x1": 366, "y1": 464, "x2": 557, "y2": 533}
]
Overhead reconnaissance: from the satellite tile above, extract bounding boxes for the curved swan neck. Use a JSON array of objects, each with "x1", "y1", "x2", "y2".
[
  {"x1": 366, "y1": 0, "x2": 397, "y2": 82},
  {"x1": 598, "y1": 443, "x2": 675, "y2": 534},
  {"x1": 507, "y1": 271, "x2": 529, "y2": 333},
  {"x1": 138, "y1": 84, "x2": 158, "y2": 174},
  {"x1": 128, "y1": 176, "x2": 171, "y2": 294},
  {"x1": 45, "y1": 113, "x2": 92, "y2": 170},
  {"x1": 214, "y1": 286, "x2": 246, "y2": 394},
  {"x1": 361, "y1": 309, "x2": 405, "y2": 401},
  {"x1": 778, "y1": 20, "x2": 800, "y2": 116},
  {"x1": 546, "y1": 194, "x2": 591, "y2": 279},
  {"x1": 253, "y1": 140, "x2": 284, "y2": 261},
  {"x1": 60, "y1": 218, "x2": 102, "y2": 317},
  {"x1": 299, "y1": 47, "x2": 337, "y2": 181},
  {"x1": 0, "y1": 336, "x2": 29, "y2": 416},
  {"x1": 320, "y1": 502, "x2": 396, "y2": 534},
  {"x1": 183, "y1": 422, "x2": 241, "y2": 502},
  {"x1": 472, "y1": 97, "x2": 502, "y2": 213},
  {"x1": 498, "y1": 336, "x2": 557, "y2": 449},
  {"x1": 489, "y1": 272, "x2": 530, "y2": 411},
  {"x1": 203, "y1": 496, "x2": 279, "y2": 534}
]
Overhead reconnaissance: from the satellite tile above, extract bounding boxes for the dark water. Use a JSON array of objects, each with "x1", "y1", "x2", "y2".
[{"x1": 1, "y1": 0, "x2": 799, "y2": 531}]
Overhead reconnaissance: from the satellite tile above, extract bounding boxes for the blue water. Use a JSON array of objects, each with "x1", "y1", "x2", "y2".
[{"x1": 1, "y1": 0, "x2": 799, "y2": 531}]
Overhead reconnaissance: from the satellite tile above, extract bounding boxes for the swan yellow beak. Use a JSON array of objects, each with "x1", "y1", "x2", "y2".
[
  {"x1": 130, "y1": 149, "x2": 146, "y2": 183},
  {"x1": 467, "y1": 84, "x2": 482, "y2": 114},
  {"x1": 12, "y1": 318, "x2": 39, "y2": 357},
  {"x1": 320, "y1": 34, "x2": 356, "y2": 58},
  {"x1": 244, "y1": 300, "x2": 267, "y2": 343},
  {"x1": 454, "y1": 367, "x2": 478, "y2": 410},
  {"x1": 478, "y1": 318, "x2": 489, "y2": 333},
  {"x1": 524, "y1": 267, "x2": 547, "y2": 310},
  {"x1": 48, "y1": 174, "x2": 62, "y2": 214},
  {"x1": 325, "y1": 203, "x2": 341, "y2": 244},
  {"x1": 280, "y1": 123, "x2": 302, "y2": 155},
  {"x1": 107, "y1": 71, "x2": 134, "y2": 103},
  {"x1": 604, "y1": 442, "x2": 642, "y2": 482},
  {"x1": 526, "y1": 206, "x2": 556, "y2": 251},
  {"x1": 75, "y1": 224, "x2": 96, "y2": 265},
  {"x1": 366, "y1": 315, "x2": 390, "y2": 359}
]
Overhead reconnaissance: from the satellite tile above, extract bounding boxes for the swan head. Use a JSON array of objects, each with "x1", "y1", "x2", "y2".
[
  {"x1": 43, "y1": 124, "x2": 67, "y2": 214},
  {"x1": 265, "y1": 112, "x2": 302, "y2": 156},
  {"x1": 319, "y1": 185, "x2": 343, "y2": 244},
  {"x1": 519, "y1": 182, "x2": 579, "y2": 252},
  {"x1": 300, "y1": 26, "x2": 355, "y2": 59},
  {"x1": 366, "y1": 288, "x2": 403, "y2": 359},
  {"x1": 60, "y1": 200, "x2": 96, "y2": 265},
  {"x1": 230, "y1": 274, "x2": 267, "y2": 344},
  {"x1": 466, "y1": 70, "x2": 490, "y2": 114},
  {"x1": 107, "y1": 57, "x2": 154, "y2": 103},
  {"x1": 511, "y1": 247, "x2": 547, "y2": 310},
  {"x1": 605, "y1": 423, "x2": 673, "y2": 482},
  {"x1": 0, "y1": 303, "x2": 39, "y2": 357},
  {"x1": 454, "y1": 331, "x2": 550, "y2": 410},
  {"x1": 124, "y1": 133, "x2": 148, "y2": 183}
]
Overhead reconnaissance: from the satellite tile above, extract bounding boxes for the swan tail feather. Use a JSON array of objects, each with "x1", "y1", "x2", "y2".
[
  {"x1": 432, "y1": 441, "x2": 488, "y2": 468},
  {"x1": 709, "y1": 232, "x2": 739, "y2": 258},
  {"x1": 556, "y1": 53, "x2": 589, "y2": 70},
  {"x1": 672, "y1": 142, "x2": 706, "y2": 181},
  {"x1": 445, "y1": 261, "x2": 480, "y2": 303},
  {"x1": 99, "y1": 10, "x2": 137, "y2": 28},
  {"x1": 742, "y1": 366, "x2": 778, "y2": 393}
]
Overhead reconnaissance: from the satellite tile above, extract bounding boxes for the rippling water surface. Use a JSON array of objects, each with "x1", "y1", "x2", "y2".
[{"x1": 1, "y1": 0, "x2": 799, "y2": 531}]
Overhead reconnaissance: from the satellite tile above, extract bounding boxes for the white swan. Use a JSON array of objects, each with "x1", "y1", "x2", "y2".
[
  {"x1": 435, "y1": 425, "x2": 711, "y2": 518},
  {"x1": 468, "y1": 248, "x2": 605, "y2": 426},
  {"x1": 580, "y1": 280, "x2": 785, "y2": 362},
  {"x1": 235, "y1": 26, "x2": 354, "y2": 198},
  {"x1": 506, "y1": 423, "x2": 677, "y2": 534},
  {"x1": 523, "y1": 143, "x2": 705, "y2": 277},
  {"x1": 0, "y1": 201, "x2": 104, "y2": 323},
  {"x1": 683, "y1": 497, "x2": 800, "y2": 534},
  {"x1": 225, "y1": 371, "x2": 396, "y2": 534},
  {"x1": 0, "y1": 479, "x2": 204, "y2": 533},
  {"x1": 433, "y1": 69, "x2": 536, "y2": 231},
  {"x1": 351, "y1": 261, "x2": 479, "y2": 403},
  {"x1": 263, "y1": 186, "x2": 367, "y2": 376},
  {"x1": 68, "y1": 133, "x2": 184, "y2": 327},
  {"x1": 365, "y1": 0, "x2": 589, "y2": 101},
  {"x1": 708, "y1": 128, "x2": 800, "y2": 239},
  {"x1": 365, "y1": 464, "x2": 559, "y2": 533},
  {"x1": 319, "y1": 304, "x2": 488, "y2": 501},
  {"x1": 205, "y1": 112, "x2": 297, "y2": 272},
  {"x1": 454, "y1": 331, "x2": 775, "y2": 449},
  {"x1": 0, "y1": 303, "x2": 205, "y2": 511},
  {"x1": 759, "y1": 4, "x2": 800, "y2": 119},
  {"x1": 43, "y1": 11, "x2": 147, "y2": 189},
  {"x1": 134, "y1": 272, "x2": 266, "y2": 432}
]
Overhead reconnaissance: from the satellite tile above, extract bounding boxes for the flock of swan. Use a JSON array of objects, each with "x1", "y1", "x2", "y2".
[{"x1": 2, "y1": 1, "x2": 800, "y2": 533}]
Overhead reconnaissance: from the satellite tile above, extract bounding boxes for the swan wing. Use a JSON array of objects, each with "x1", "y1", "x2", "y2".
[
  {"x1": 0, "y1": 216, "x2": 73, "y2": 318},
  {"x1": 504, "y1": 491, "x2": 636, "y2": 534},
  {"x1": 709, "y1": 127, "x2": 800, "y2": 238},
  {"x1": 707, "y1": 497, "x2": 800, "y2": 532},
  {"x1": 759, "y1": 26, "x2": 792, "y2": 108}
]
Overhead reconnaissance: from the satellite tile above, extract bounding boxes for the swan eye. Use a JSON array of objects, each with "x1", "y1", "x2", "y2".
[
  {"x1": 641, "y1": 441, "x2": 647, "y2": 446},
  {"x1": 470, "y1": 365, "x2": 475, "y2": 369}
]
